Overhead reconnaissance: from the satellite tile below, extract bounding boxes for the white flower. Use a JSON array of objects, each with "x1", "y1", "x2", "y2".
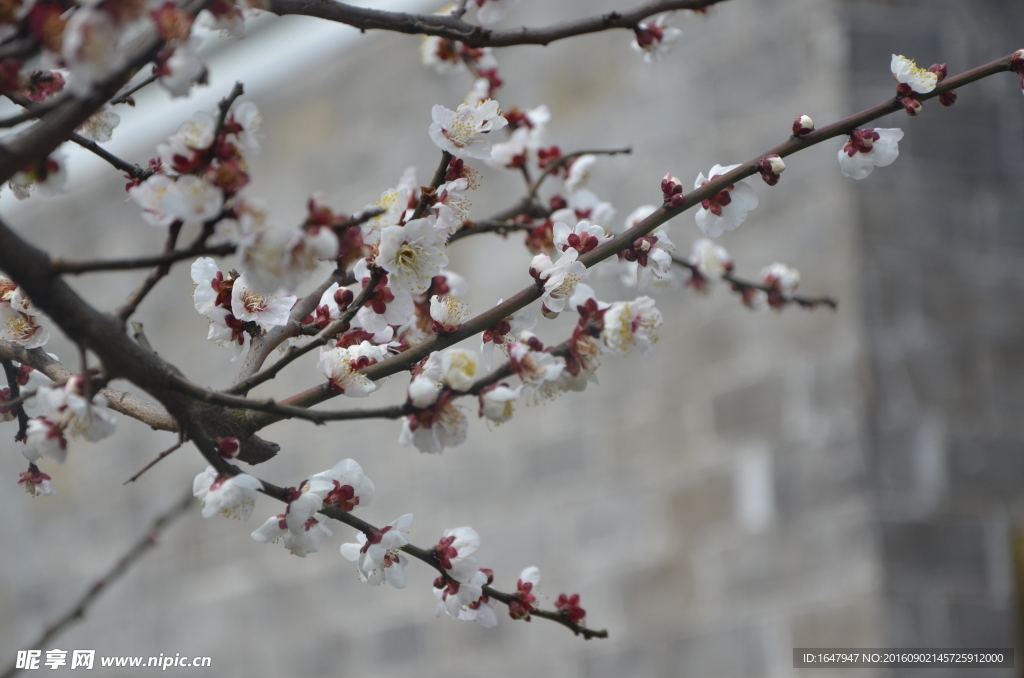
[
  {"x1": 317, "y1": 345, "x2": 381, "y2": 397},
  {"x1": 694, "y1": 163, "x2": 758, "y2": 237},
  {"x1": 363, "y1": 168, "x2": 417, "y2": 242},
  {"x1": 762, "y1": 262, "x2": 801, "y2": 296},
  {"x1": 433, "y1": 526, "x2": 480, "y2": 573},
  {"x1": 76, "y1": 107, "x2": 119, "y2": 143},
  {"x1": 432, "y1": 178, "x2": 472, "y2": 237},
  {"x1": 158, "y1": 111, "x2": 215, "y2": 169},
  {"x1": 632, "y1": 14, "x2": 682, "y2": 64},
  {"x1": 203, "y1": 306, "x2": 247, "y2": 359},
  {"x1": 236, "y1": 200, "x2": 337, "y2": 294},
  {"x1": 351, "y1": 260, "x2": 416, "y2": 333},
  {"x1": 159, "y1": 39, "x2": 206, "y2": 98},
  {"x1": 430, "y1": 295, "x2": 470, "y2": 333},
  {"x1": 252, "y1": 514, "x2": 332, "y2": 557},
  {"x1": 630, "y1": 230, "x2": 676, "y2": 292},
  {"x1": 0, "y1": 302, "x2": 50, "y2": 349},
  {"x1": 481, "y1": 302, "x2": 536, "y2": 369},
  {"x1": 399, "y1": 394, "x2": 468, "y2": 454},
  {"x1": 508, "y1": 337, "x2": 566, "y2": 385},
  {"x1": 377, "y1": 216, "x2": 449, "y2": 294},
  {"x1": 438, "y1": 347, "x2": 481, "y2": 391},
  {"x1": 561, "y1": 189, "x2": 616, "y2": 229},
  {"x1": 128, "y1": 175, "x2": 180, "y2": 228},
  {"x1": 539, "y1": 249, "x2": 589, "y2": 314},
  {"x1": 408, "y1": 374, "x2": 442, "y2": 409},
  {"x1": 565, "y1": 154, "x2": 596, "y2": 193},
  {"x1": 193, "y1": 467, "x2": 262, "y2": 520},
  {"x1": 429, "y1": 99, "x2": 508, "y2": 159},
  {"x1": 891, "y1": 54, "x2": 938, "y2": 94},
  {"x1": 228, "y1": 101, "x2": 262, "y2": 156},
  {"x1": 62, "y1": 9, "x2": 121, "y2": 98},
  {"x1": 9, "y1": 153, "x2": 66, "y2": 200},
  {"x1": 476, "y1": 0, "x2": 518, "y2": 26},
  {"x1": 838, "y1": 128, "x2": 903, "y2": 180},
  {"x1": 190, "y1": 257, "x2": 230, "y2": 315},
  {"x1": 161, "y1": 175, "x2": 224, "y2": 224},
  {"x1": 687, "y1": 239, "x2": 733, "y2": 291},
  {"x1": 306, "y1": 458, "x2": 375, "y2": 512},
  {"x1": 18, "y1": 468, "x2": 56, "y2": 497},
  {"x1": 488, "y1": 127, "x2": 530, "y2": 169},
  {"x1": 340, "y1": 513, "x2": 414, "y2": 586},
  {"x1": 230, "y1": 275, "x2": 296, "y2": 330},
  {"x1": 25, "y1": 417, "x2": 66, "y2": 463},
  {"x1": 509, "y1": 566, "x2": 541, "y2": 619},
  {"x1": 480, "y1": 384, "x2": 519, "y2": 424},
  {"x1": 553, "y1": 220, "x2": 609, "y2": 255},
  {"x1": 602, "y1": 297, "x2": 663, "y2": 358}
]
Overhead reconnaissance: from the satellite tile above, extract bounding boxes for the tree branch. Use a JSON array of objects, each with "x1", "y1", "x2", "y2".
[
  {"x1": 670, "y1": 255, "x2": 838, "y2": 310},
  {"x1": 269, "y1": 0, "x2": 724, "y2": 48},
  {"x1": 51, "y1": 244, "x2": 235, "y2": 275}
]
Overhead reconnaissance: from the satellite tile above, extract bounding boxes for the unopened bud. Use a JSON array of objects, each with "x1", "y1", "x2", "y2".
[
  {"x1": 758, "y1": 154, "x2": 785, "y2": 186},
  {"x1": 334, "y1": 288, "x2": 354, "y2": 308},
  {"x1": 901, "y1": 97, "x2": 923, "y2": 116},
  {"x1": 540, "y1": 304, "x2": 560, "y2": 320},
  {"x1": 792, "y1": 114, "x2": 814, "y2": 136},
  {"x1": 927, "y1": 63, "x2": 947, "y2": 82},
  {"x1": 938, "y1": 90, "x2": 957, "y2": 106},
  {"x1": 1011, "y1": 49, "x2": 1024, "y2": 74},
  {"x1": 216, "y1": 437, "x2": 240, "y2": 459},
  {"x1": 529, "y1": 254, "x2": 553, "y2": 280},
  {"x1": 661, "y1": 173, "x2": 684, "y2": 206}
]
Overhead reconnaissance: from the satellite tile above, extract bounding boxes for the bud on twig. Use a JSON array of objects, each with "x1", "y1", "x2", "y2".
[
  {"x1": 927, "y1": 63, "x2": 947, "y2": 82},
  {"x1": 660, "y1": 173, "x2": 684, "y2": 207},
  {"x1": 792, "y1": 114, "x2": 814, "y2": 136},
  {"x1": 758, "y1": 154, "x2": 785, "y2": 186},
  {"x1": 901, "y1": 97, "x2": 923, "y2": 116},
  {"x1": 939, "y1": 90, "x2": 957, "y2": 106}
]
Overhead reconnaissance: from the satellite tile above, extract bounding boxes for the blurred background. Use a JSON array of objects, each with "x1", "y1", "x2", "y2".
[{"x1": 1, "y1": 0, "x2": 1023, "y2": 676}]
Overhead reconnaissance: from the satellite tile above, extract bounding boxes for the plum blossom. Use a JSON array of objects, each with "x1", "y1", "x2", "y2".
[
  {"x1": 565, "y1": 154, "x2": 596, "y2": 193},
  {"x1": 555, "y1": 593, "x2": 586, "y2": 624},
  {"x1": 25, "y1": 417, "x2": 66, "y2": 463},
  {"x1": 556, "y1": 189, "x2": 616, "y2": 230},
  {"x1": 508, "y1": 566, "x2": 541, "y2": 619},
  {"x1": 363, "y1": 167, "x2": 418, "y2": 242},
  {"x1": 0, "y1": 295, "x2": 51, "y2": 348},
  {"x1": 694, "y1": 164, "x2": 759, "y2": 237},
  {"x1": 602, "y1": 297, "x2": 663, "y2": 358},
  {"x1": 891, "y1": 54, "x2": 938, "y2": 95},
  {"x1": 62, "y1": 8, "x2": 121, "y2": 98},
  {"x1": 434, "y1": 568, "x2": 498, "y2": 627},
  {"x1": 432, "y1": 526, "x2": 480, "y2": 573},
  {"x1": 481, "y1": 302, "x2": 536, "y2": 369},
  {"x1": 18, "y1": 467, "x2": 56, "y2": 497},
  {"x1": 377, "y1": 217, "x2": 449, "y2": 294},
  {"x1": 400, "y1": 392, "x2": 468, "y2": 454},
  {"x1": 9, "y1": 153, "x2": 65, "y2": 200},
  {"x1": 509, "y1": 335, "x2": 566, "y2": 386},
  {"x1": 227, "y1": 101, "x2": 262, "y2": 156},
  {"x1": 76, "y1": 107, "x2": 119, "y2": 143},
  {"x1": 230, "y1": 275, "x2": 295, "y2": 330},
  {"x1": 158, "y1": 110, "x2": 215, "y2": 171},
  {"x1": 479, "y1": 383, "x2": 519, "y2": 424},
  {"x1": 251, "y1": 513, "x2": 332, "y2": 557},
  {"x1": 430, "y1": 295, "x2": 470, "y2": 334},
  {"x1": 438, "y1": 347, "x2": 481, "y2": 392},
  {"x1": 429, "y1": 99, "x2": 508, "y2": 159},
  {"x1": 307, "y1": 458, "x2": 375, "y2": 513},
  {"x1": 340, "y1": 514, "x2": 414, "y2": 587},
  {"x1": 203, "y1": 307, "x2": 248, "y2": 358},
  {"x1": 762, "y1": 262, "x2": 801, "y2": 308},
  {"x1": 351, "y1": 261, "x2": 416, "y2": 334},
  {"x1": 625, "y1": 230, "x2": 675, "y2": 292},
  {"x1": 157, "y1": 39, "x2": 206, "y2": 98},
  {"x1": 632, "y1": 14, "x2": 682, "y2": 63},
  {"x1": 686, "y1": 238, "x2": 734, "y2": 293},
  {"x1": 192, "y1": 467, "x2": 262, "y2": 520},
  {"x1": 475, "y1": 0, "x2": 518, "y2": 25},
  {"x1": 432, "y1": 178, "x2": 472, "y2": 237},
  {"x1": 317, "y1": 343, "x2": 384, "y2": 397},
  {"x1": 793, "y1": 114, "x2": 814, "y2": 136},
  {"x1": 553, "y1": 220, "x2": 609, "y2": 255},
  {"x1": 838, "y1": 128, "x2": 903, "y2": 180},
  {"x1": 539, "y1": 249, "x2": 589, "y2": 315}
]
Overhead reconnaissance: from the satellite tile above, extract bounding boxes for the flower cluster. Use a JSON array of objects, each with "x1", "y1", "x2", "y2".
[
  {"x1": 0, "y1": 276, "x2": 51, "y2": 349},
  {"x1": 24, "y1": 377, "x2": 117, "y2": 466}
]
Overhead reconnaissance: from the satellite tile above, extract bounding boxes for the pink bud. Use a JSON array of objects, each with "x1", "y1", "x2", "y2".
[
  {"x1": 927, "y1": 63, "x2": 947, "y2": 82},
  {"x1": 901, "y1": 97, "x2": 923, "y2": 116},
  {"x1": 792, "y1": 114, "x2": 814, "y2": 136},
  {"x1": 661, "y1": 173, "x2": 683, "y2": 205},
  {"x1": 529, "y1": 254, "x2": 553, "y2": 280},
  {"x1": 1011, "y1": 49, "x2": 1024, "y2": 74},
  {"x1": 540, "y1": 304, "x2": 559, "y2": 320},
  {"x1": 938, "y1": 90, "x2": 957, "y2": 106}
]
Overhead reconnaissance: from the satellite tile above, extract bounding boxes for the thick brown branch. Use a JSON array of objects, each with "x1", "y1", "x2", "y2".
[
  {"x1": 269, "y1": 0, "x2": 724, "y2": 47},
  {"x1": 1, "y1": 358, "x2": 30, "y2": 441}
]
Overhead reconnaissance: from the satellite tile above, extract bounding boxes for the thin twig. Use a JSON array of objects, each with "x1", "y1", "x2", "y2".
[
  {"x1": 0, "y1": 491, "x2": 194, "y2": 678},
  {"x1": 670, "y1": 255, "x2": 837, "y2": 309},
  {"x1": 124, "y1": 435, "x2": 185, "y2": 484},
  {"x1": 527, "y1": 147, "x2": 632, "y2": 201},
  {"x1": 110, "y1": 74, "x2": 159, "y2": 106},
  {"x1": 52, "y1": 244, "x2": 235, "y2": 275},
  {"x1": 410, "y1": 150, "x2": 452, "y2": 221},
  {"x1": 269, "y1": 0, "x2": 725, "y2": 48},
  {"x1": 1, "y1": 358, "x2": 30, "y2": 442},
  {"x1": 114, "y1": 221, "x2": 183, "y2": 324}
]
